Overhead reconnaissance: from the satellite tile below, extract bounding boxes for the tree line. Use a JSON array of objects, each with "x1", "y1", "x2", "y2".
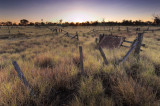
[{"x1": 0, "y1": 17, "x2": 160, "y2": 26}]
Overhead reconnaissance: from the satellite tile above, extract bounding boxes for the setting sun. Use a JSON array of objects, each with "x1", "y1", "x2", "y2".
[
  {"x1": 61, "y1": 9, "x2": 98, "y2": 23},
  {"x1": 67, "y1": 11, "x2": 90, "y2": 22}
]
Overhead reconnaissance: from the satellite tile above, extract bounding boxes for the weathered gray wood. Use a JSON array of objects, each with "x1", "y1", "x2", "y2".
[
  {"x1": 55, "y1": 28, "x2": 58, "y2": 33},
  {"x1": 127, "y1": 27, "x2": 129, "y2": 32},
  {"x1": 12, "y1": 61, "x2": 34, "y2": 95},
  {"x1": 134, "y1": 33, "x2": 144, "y2": 55},
  {"x1": 118, "y1": 27, "x2": 120, "y2": 31},
  {"x1": 95, "y1": 38, "x2": 98, "y2": 44},
  {"x1": 66, "y1": 32, "x2": 69, "y2": 37},
  {"x1": 131, "y1": 39, "x2": 137, "y2": 47},
  {"x1": 79, "y1": 46, "x2": 84, "y2": 73},
  {"x1": 71, "y1": 32, "x2": 79, "y2": 40},
  {"x1": 119, "y1": 40, "x2": 138, "y2": 64},
  {"x1": 8, "y1": 30, "x2": 10, "y2": 35},
  {"x1": 76, "y1": 32, "x2": 79, "y2": 40},
  {"x1": 121, "y1": 45, "x2": 130, "y2": 48},
  {"x1": 124, "y1": 39, "x2": 145, "y2": 47},
  {"x1": 99, "y1": 46, "x2": 108, "y2": 65},
  {"x1": 124, "y1": 40, "x2": 133, "y2": 44}
]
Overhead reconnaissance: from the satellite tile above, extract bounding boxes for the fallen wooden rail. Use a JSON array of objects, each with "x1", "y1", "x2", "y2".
[{"x1": 12, "y1": 61, "x2": 35, "y2": 96}]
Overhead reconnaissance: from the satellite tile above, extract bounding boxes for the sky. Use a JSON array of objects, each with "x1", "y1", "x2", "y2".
[{"x1": 0, "y1": 0, "x2": 160, "y2": 23}]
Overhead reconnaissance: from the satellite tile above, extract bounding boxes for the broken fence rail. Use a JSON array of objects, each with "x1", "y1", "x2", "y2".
[
  {"x1": 12, "y1": 61, "x2": 35, "y2": 96},
  {"x1": 118, "y1": 40, "x2": 138, "y2": 64},
  {"x1": 119, "y1": 33, "x2": 144, "y2": 64}
]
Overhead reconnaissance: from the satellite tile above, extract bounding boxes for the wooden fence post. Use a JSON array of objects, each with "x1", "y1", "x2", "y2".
[
  {"x1": 99, "y1": 46, "x2": 108, "y2": 65},
  {"x1": 110, "y1": 32, "x2": 112, "y2": 36},
  {"x1": 95, "y1": 38, "x2": 98, "y2": 44},
  {"x1": 118, "y1": 27, "x2": 120, "y2": 31},
  {"x1": 12, "y1": 61, "x2": 34, "y2": 96},
  {"x1": 8, "y1": 30, "x2": 10, "y2": 35},
  {"x1": 79, "y1": 46, "x2": 84, "y2": 73},
  {"x1": 127, "y1": 27, "x2": 129, "y2": 32},
  {"x1": 134, "y1": 33, "x2": 144, "y2": 56},
  {"x1": 76, "y1": 32, "x2": 79, "y2": 40},
  {"x1": 55, "y1": 28, "x2": 58, "y2": 33}
]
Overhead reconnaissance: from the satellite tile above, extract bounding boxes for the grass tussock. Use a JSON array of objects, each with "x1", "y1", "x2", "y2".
[{"x1": 34, "y1": 54, "x2": 58, "y2": 69}]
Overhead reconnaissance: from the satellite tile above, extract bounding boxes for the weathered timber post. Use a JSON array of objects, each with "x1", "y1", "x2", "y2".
[
  {"x1": 110, "y1": 32, "x2": 112, "y2": 36},
  {"x1": 99, "y1": 34, "x2": 105, "y2": 40},
  {"x1": 18, "y1": 30, "x2": 20, "y2": 34},
  {"x1": 8, "y1": 26, "x2": 11, "y2": 35},
  {"x1": 8, "y1": 29, "x2": 11, "y2": 35},
  {"x1": 79, "y1": 46, "x2": 84, "y2": 73},
  {"x1": 76, "y1": 32, "x2": 79, "y2": 40},
  {"x1": 12, "y1": 61, "x2": 34, "y2": 96},
  {"x1": 95, "y1": 38, "x2": 98, "y2": 44},
  {"x1": 127, "y1": 27, "x2": 129, "y2": 33},
  {"x1": 109, "y1": 27, "x2": 111, "y2": 31},
  {"x1": 99, "y1": 46, "x2": 108, "y2": 65},
  {"x1": 134, "y1": 33, "x2": 144, "y2": 56},
  {"x1": 66, "y1": 32, "x2": 69, "y2": 37},
  {"x1": 55, "y1": 28, "x2": 58, "y2": 33},
  {"x1": 118, "y1": 27, "x2": 120, "y2": 31}
]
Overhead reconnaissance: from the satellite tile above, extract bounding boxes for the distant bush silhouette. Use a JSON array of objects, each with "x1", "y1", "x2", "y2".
[
  {"x1": 154, "y1": 17, "x2": 160, "y2": 25},
  {"x1": 20, "y1": 19, "x2": 29, "y2": 26}
]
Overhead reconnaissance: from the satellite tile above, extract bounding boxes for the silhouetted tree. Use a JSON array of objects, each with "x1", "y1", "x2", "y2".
[
  {"x1": 6, "y1": 21, "x2": 12, "y2": 26},
  {"x1": 92, "y1": 21, "x2": 99, "y2": 26},
  {"x1": 20, "y1": 19, "x2": 29, "y2": 26},
  {"x1": 13, "y1": 23, "x2": 17, "y2": 26},
  {"x1": 154, "y1": 17, "x2": 160, "y2": 25},
  {"x1": 29, "y1": 22, "x2": 35, "y2": 26},
  {"x1": 122, "y1": 20, "x2": 133, "y2": 26}
]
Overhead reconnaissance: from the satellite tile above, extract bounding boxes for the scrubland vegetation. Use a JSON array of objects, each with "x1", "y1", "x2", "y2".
[{"x1": 0, "y1": 26, "x2": 160, "y2": 105}]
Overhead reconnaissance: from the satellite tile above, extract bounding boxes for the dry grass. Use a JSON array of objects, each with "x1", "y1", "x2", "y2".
[{"x1": 0, "y1": 26, "x2": 160, "y2": 105}]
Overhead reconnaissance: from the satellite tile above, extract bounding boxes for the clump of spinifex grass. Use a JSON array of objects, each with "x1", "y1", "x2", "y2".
[{"x1": 34, "y1": 53, "x2": 58, "y2": 69}]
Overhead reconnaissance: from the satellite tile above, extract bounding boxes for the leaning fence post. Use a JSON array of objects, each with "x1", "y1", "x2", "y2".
[
  {"x1": 99, "y1": 46, "x2": 108, "y2": 65},
  {"x1": 134, "y1": 33, "x2": 144, "y2": 56},
  {"x1": 12, "y1": 61, "x2": 34, "y2": 96},
  {"x1": 79, "y1": 46, "x2": 84, "y2": 73}
]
